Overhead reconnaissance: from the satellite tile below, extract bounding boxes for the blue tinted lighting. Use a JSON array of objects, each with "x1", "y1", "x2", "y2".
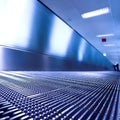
[
  {"x1": 48, "y1": 17, "x2": 72, "y2": 57},
  {"x1": 0, "y1": 0, "x2": 35, "y2": 48},
  {"x1": 78, "y1": 38, "x2": 86, "y2": 61}
]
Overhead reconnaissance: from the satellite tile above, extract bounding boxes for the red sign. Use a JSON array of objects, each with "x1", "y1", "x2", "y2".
[{"x1": 102, "y1": 38, "x2": 106, "y2": 42}]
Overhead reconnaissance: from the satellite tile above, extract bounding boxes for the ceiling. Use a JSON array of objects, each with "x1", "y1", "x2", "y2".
[{"x1": 39, "y1": 0, "x2": 120, "y2": 65}]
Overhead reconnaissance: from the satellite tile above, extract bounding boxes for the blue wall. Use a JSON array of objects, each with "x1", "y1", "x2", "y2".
[{"x1": 0, "y1": 0, "x2": 113, "y2": 71}]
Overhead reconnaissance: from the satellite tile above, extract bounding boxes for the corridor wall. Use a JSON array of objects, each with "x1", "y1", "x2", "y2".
[{"x1": 0, "y1": 0, "x2": 113, "y2": 71}]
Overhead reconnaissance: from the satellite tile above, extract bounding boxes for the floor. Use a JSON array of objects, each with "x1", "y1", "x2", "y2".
[{"x1": 0, "y1": 71, "x2": 119, "y2": 120}]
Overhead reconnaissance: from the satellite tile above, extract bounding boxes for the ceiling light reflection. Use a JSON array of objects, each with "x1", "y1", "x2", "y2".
[
  {"x1": 103, "y1": 53, "x2": 107, "y2": 57},
  {"x1": 48, "y1": 17, "x2": 72, "y2": 57}
]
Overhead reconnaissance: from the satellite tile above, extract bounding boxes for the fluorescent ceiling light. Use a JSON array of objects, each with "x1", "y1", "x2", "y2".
[
  {"x1": 104, "y1": 44, "x2": 115, "y2": 47},
  {"x1": 81, "y1": 7, "x2": 110, "y2": 19},
  {"x1": 96, "y1": 33, "x2": 114, "y2": 37}
]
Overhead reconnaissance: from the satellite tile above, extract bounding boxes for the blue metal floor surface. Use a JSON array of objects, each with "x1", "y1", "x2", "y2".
[{"x1": 0, "y1": 71, "x2": 119, "y2": 120}]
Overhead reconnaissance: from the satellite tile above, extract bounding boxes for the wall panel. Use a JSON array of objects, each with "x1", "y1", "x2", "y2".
[{"x1": 0, "y1": 0, "x2": 113, "y2": 71}]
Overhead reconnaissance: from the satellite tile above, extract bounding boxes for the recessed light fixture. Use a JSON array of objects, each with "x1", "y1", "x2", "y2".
[
  {"x1": 81, "y1": 7, "x2": 110, "y2": 19},
  {"x1": 96, "y1": 33, "x2": 114, "y2": 37},
  {"x1": 103, "y1": 53, "x2": 107, "y2": 56},
  {"x1": 104, "y1": 44, "x2": 115, "y2": 47}
]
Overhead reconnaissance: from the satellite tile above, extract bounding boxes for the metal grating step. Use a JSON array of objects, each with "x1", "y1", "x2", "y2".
[{"x1": 0, "y1": 71, "x2": 119, "y2": 120}]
